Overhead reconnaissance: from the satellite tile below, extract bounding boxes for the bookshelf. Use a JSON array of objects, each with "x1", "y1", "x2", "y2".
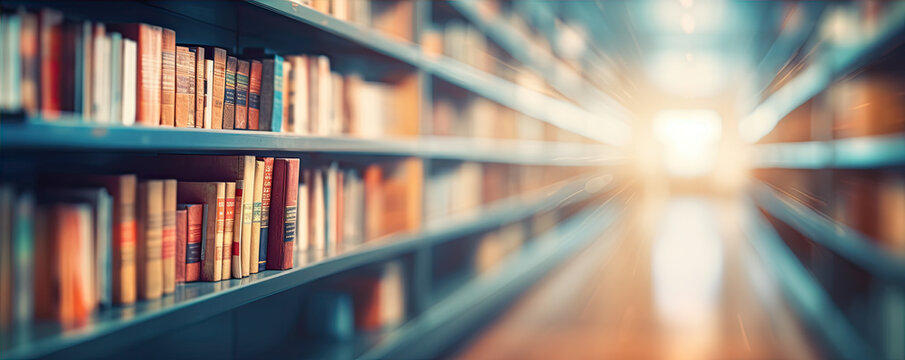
[
  {"x1": 0, "y1": 0, "x2": 630, "y2": 357},
  {"x1": 750, "y1": 134, "x2": 905, "y2": 169}
]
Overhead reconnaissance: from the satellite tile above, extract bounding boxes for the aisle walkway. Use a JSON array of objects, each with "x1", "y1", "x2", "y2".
[{"x1": 454, "y1": 195, "x2": 817, "y2": 359}]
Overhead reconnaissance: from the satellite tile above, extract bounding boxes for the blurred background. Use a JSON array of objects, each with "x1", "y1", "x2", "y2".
[{"x1": 1, "y1": 0, "x2": 904, "y2": 359}]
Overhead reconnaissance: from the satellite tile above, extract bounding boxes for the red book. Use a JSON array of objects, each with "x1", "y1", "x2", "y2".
[
  {"x1": 266, "y1": 158, "x2": 299, "y2": 270},
  {"x1": 175, "y1": 209, "x2": 187, "y2": 283},
  {"x1": 111, "y1": 23, "x2": 162, "y2": 125},
  {"x1": 248, "y1": 60, "x2": 263, "y2": 130},
  {"x1": 160, "y1": 28, "x2": 177, "y2": 126},
  {"x1": 39, "y1": 9, "x2": 63, "y2": 119},
  {"x1": 179, "y1": 203, "x2": 204, "y2": 282},
  {"x1": 257, "y1": 157, "x2": 274, "y2": 272},
  {"x1": 80, "y1": 175, "x2": 137, "y2": 305},
  {"x1": 34, "y1": 204, "x2": 95, "y2": 326}
]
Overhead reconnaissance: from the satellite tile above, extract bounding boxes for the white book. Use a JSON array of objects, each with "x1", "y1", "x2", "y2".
[
  {"x1": 204, "y1": 59, "x2": 213, "y2": 128},
  {"x1": 297, "y1": 173, "x2": 309, "y2": 251},
  {"x1": 289, "y1": 56, "x2": 308, "y2": 135},
  {"x1": 92, "y1": 24, "x2": 110, "y2": 123},
  {"x1": 310, "y1": 168, "x2": 325, "y2": 250},
  {"x1": 108, "y1": 33, "x2": 123, "y2": 124},
  {"x1": 317, "y1": 56, "x2": 331, "y2": 136},
  {"x1": 121, "y1": 39, "x2": 137, "y2": 125},
  {"x1": 331, "y1": 73, "x2": 344, "y2": 135}
]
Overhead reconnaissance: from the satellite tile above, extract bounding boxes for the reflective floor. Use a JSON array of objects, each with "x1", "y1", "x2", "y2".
[{"x1": 454, "y1": 193, "x2": 817, "y2": 359}]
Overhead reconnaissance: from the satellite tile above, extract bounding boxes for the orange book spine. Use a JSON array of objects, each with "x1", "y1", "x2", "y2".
[
  {"x1": 210, "y1": 48, "x2": 227, "y2": 129},
  {"x1": 175, "y1": 209, "x2": 187, "y2": 283},
  {"x1": 174, "y1": 46, "x2": 195, "y2": 127},
  {"x1": 190, "y1": 46, "x2": 205, "y2": 127},
  {"x1": 136, "y1": 180, "x2": 163, "y2": 300},
  {"x1": 160, "y1": 28, "x2": 176, "y2": 126},
  {"x1": 162, "y1": 179, "x2": 177, "y2": 294},
  {"x1": 183, "y1": 204, "x2": 203, "y2": 282},
  {"x1": 248, "y1": 60, "x2": 263, "y2": 130}
]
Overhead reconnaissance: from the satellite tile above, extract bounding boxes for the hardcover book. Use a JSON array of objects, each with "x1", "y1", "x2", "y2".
[
  {"x1": 177, "y1": 182, "x2": 225, "y2": 282},
  {"x1": 174, "y1": 46, "x2": 195, "y2": 127},
  {"x1": 235, "y1": 60, "x2": 250, "y2": 129},
  {"x1": 162, "y1": 179, "x2": 177, "y2": 294},
  {"x1": 247, "y1": 60, "x2": 262, "y2": 130},
  {"x1": 223, "y1": 56, "x2": 237, "y2": 130},
  {"x1": 250, "y1": 160, "x2": 265, "y2": 274},
  {"x1": 222, "y1": 182, "x2": 235, "y2": 279},
  {"x1": 159, "y1": 28, "x2": 176, "y2": 126},
  {"x1": 111, "y1": 23, "x2": 162, "y2": 125},
  {"x1": 259, "y1": 55, "x2": 284, "y2": 132},
  {"x1": 267, "y1": 158, "x2": 299, "y2": 270},
  {"x1": 185, "y1": 46, "x2": 205, "y2": 127},
  {"x1": 178, "y1": 203, "x2": 205, "y2": 282},
  {"x1": 136, "y1": 180, "x2": 163, "y2": 300},
  {"x1": 258, "y1": 157, "x2": 275, "y2": 271},
  {"x1": 175, "y1": 208, "x2": 187, "y2": 283}
]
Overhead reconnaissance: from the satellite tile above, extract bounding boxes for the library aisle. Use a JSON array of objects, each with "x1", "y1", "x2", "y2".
[{"x1": 455, "y1": 194, "x2": 817, "y2": 359}]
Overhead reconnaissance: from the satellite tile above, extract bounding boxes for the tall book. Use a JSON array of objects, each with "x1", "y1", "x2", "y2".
[
  {"x1": 259, "y1": 55, "x2": 284, "y2": 132},
  {"x1": 35, "y1": 204, "x2": 94, "y2": 325},
  {"x1": 111, "y1": 23, "x2": 162, "y2": 125},
  {"x1": 109, "y1": 32, "x2": 123, "y2": 124},
  {"x1": 232, "y1": 180, "x2": 245, "y2": 278},
  {"x1": 195, "y1": 46, "x2": 228, "y2": 129},
  {"x1": 162, "y1": 179, "x2": 177, "y2": 294},
  {"x1": 178, "y1": 203, "x2": 205, "y2": 282},
  {"x1": 325, "y1": 163, "x2": 338, "y2": 250},
  {"x1": 174, "y1": 46, "x2": 195, "y2": 127},
  {"x1": 121, "y1": 39, "x2": 137, "y2": 125},
  {"x1": 247, "y1": 60, "x2": 263, "y2": 130},
  {"x1": 175, "y1": 208, "x2": 187, "y2": 283},
  {"x1": 297, "y1": 171, "x2": 309, "y2": 252},
  {"x1": 363, "y1": 164, "x2": 384, "y2": 241},
  {"x1": 281, "y1": 60, "x2": 291, "y2": 131},
  {"x1": 203, "y1": 59, "x2": 213, "y2": 128},
  {"x1": 310, "y1": 168, "x2": 326, "y2": 249},
  {"x1": 258, "y1": 157, "x2": 275, "y2": 271},
  {"x1": 287, "y1": 55, "x2": 309, "y2": 135},
  {"x1": 159, "y1": 28, "x2": 176, "y2": 126},
  {"x1": 136, "y1": 180, "x2": 163, "y2": 300},
  {"x1": 222, "y1": 182, "x2": 235, "y2": 279},
  {"x1": 38, "y1": 9, "x2": 63, "y2": 119},
  {"x1": 250, "y1": 160, "x2": 265, "y2": 274},
  {"x1": 267, "y1": 158, "x2": 300, "y2": 270},
  {"x1": 20, "y1": 11, "x2": 39, "y2": 116},
  {"x1": 235, "y1": 60, "x2": 250, "y2": 129},
  {"x1": 91, "y1": 24, "x2": 109, "y2": 123},
  {"x1": 223, "y1": 56, "x2": 237, "y2": 130},
  {"x1": 13, "y1": 192, "x2": 35, "y2": 327},
  {"x1": 177, "y1": 182, "x2": 225, "y2": 281},
  {"x1": 81, "y1": 175, "x2": 137, "y2": 305},
  {"x1": 186, "y1": 46, "x2": 205, "y2": 127}
]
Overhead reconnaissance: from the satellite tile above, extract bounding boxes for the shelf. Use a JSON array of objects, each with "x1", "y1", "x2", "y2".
[
  {"x1": 739, "y1": 1, "x2": 905, "y2": 143},
  {"x1": 0, "y1": 121, "x2": 622, "y2": 166},
  {"x1": 739, "y1": 198, "x2": 874, "y2": 359},
  {"x1": 750, "y1": 134, "x2": 905, "y2": 169},
  {"x1": 246, "y1": 0, "x2": 629, "y2": 145},
  {"x1": 750, "y1": 182, "x2": 905, "y2": 283},
  {"x1": 0, "y1": 174, "x2": 612, "y2": 359},
  {"x1": 360, "y1": 198, "x2": 623, "y2": 359}
]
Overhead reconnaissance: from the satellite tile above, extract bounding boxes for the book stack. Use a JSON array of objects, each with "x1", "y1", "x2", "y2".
[{"x1": 0, "y1": 8, "x2": 414, "y2": 138}]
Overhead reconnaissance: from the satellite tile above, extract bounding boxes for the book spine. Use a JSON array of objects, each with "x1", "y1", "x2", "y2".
[
  {"x1": 190, "y1": 47, "x2": 205, "y2": 127},
  {"x1": 223, "y1": 56, "x2": 237, "y2": 130},
  {"x1": 121, "y1": 39, "x2": 137, "y2": 125},
  {"x1": 266, "y1": 160, "x2": 287, "y2": 270},
  {"x1": 98, "y1": 190, "x2": 113, "y2": 308},
  {"x1": 235, "y1": 60, "x2": 250, "y2": 129},
  {"x1": 203, "y1": 59, "x2": 213, "y2": 128},
  {"x1": 241, "y1": 157, "x2": 256, "y2": 277},
  {"x1": 91, "y1": 24, "x2": 108, "y2": 123},
  {"x1": 109, "y1": 33, "x2": 123, "y2": 124},
  {"x1": 39, "y1": 9, "x2": 63, "y2": 119},
  {"x1": 162, "y1": 179, "x2": 176, "y2": 294},
  {"x1": 211, "y1": 48, "x2": 226, "y2": 129},
  {"x1": 258, "y1": 157, "x2": 274, "y2": 271},
  {"x1": 281, "y1": 60, "x2": 291, "y2": 132},
  {"x1": 232, "y1": 180, "x2": 244, "y2": 278},
  {"x1": 136, "y1": 180, "x2": 163, "y2": 300},
  {"x1": 250, "y1": 160, "x2": 265, "y2": 274},
  {"x1": 185, "y1": 204, "x2": 203, "y2": 282},
  {"x1": 20, "y1": 12, "x2": 39, "y2": 116},
  {"x1": 174, "y1": 46, "x2": 195, "y2": 127},
  {"x1": 114, "y1": 175, "x2": 137, "y2": 305},
  {"x1": 210, "y1": 183, "x2": 225, "y2": 281},
  {"x1": 248, "y1": 60, "x2": 262, "y2": 130},
  {"x1": 297, "y1": 173, "x2": 309, "y2": 251},
  {"x1": 175, "y1": 209, "x2": 187, "y2": 283},
  {"x1": 222, "y1": 182, "x2": 235, "y2": 279},
  {"x1": 13, "y1": 193, "x2": 35, "y2": 327},
  {"x1": 159, "y1": 28, "x2": 176, "y2": 126},
  {"x1": 140, "y1": 25, "x2": 162, "y2": 125},
  {"x1": 282, "y1": 159, "x2": 299, "y2": 270},
  {"x1": 259, "y1": 59, "x2": 275, "y2": 131}
]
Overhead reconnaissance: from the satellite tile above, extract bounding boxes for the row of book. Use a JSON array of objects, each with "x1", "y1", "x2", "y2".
[
  {"x1": 0, "y1": 155, "x2": 426, "y2": 328},
  {"x1": 0, "y1": 8, "x2": 410, "y2": 138},
  {"x1": 754, "y1": 169, "x2": 905, "y2": 254}
]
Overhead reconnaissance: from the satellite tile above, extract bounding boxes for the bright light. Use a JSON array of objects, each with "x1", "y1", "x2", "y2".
[
  {"x1": 647, "y1": 51, "x2": 727, "y2": 97},
  {"x1": 653, "y1": 109, "x2": 722, "y2": 177},
  {"x1": 681, "y1": 14, "x2": 696, "y2": 33}
]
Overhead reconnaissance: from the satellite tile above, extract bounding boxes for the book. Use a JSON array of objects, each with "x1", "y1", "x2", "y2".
[
  {"x1": 363, "y1": 164, "x2": 383, "y2": 241},
  {"x1": 0, "y1": 186, "x2": 13, "y2": 329},
  {"x1": 281, "y1": 60, "x2": 291, "y2": 132},
  {"x1": 121, "y1": 38, "x2": 137, "y2": 125},
  {"x1": 162, "y1": 179, "x2": 177, "y2": 294},
  {"x1": 297, "y1": 172, "x2": 309, "y2": 252},
  {"x1": 174, "y1": 46, "x2": 195, "y2": 127},
  {"x1": 0, "y1": 15, "x2": 22, "y2": 112},
  {"x1": 267, "y1": 158, "x2": 300, "y2": 270},
  {"x1": 204, "y1": 47, "x2": 227, "y2": 129},
  {"x1": 35, "y1": 204, "x2": 94, "y2": 325},
  {"x1": 235, "y1": 60, "x2": 250, "y2": 129},
  {"x1": 178, "y1": 203, "x2": 204, "y2": 282},
  {"x1": 258, "y1": 157, "x2": 275, "y2": 271},
  {"x1": 203, "y1": 59, "x2": 213, "y2": 128},
  {"x1": 13, "y1": 192, "x2": 35, "y2": 327},
  {"x1": 223, "y1": 56, "x2": 237, "y2": 130},
  {"x1": 247, "y1": 60, "x2": 262, "y2": 130},
  {"x1": 81, "y1": 174, "x2": 137, "y2": 305},
  {"x1": 222, "y1": 182, "x2": 235, "y2": 279},
  {"x1": 159, "y1": 28, "x2": 176, "y2": 126},
  {"x1": 136, "y1": 180, "x2": 163, "y2": 300},
  {"x1": 186, "y1": 46, "x2": 205, "y2": 127},
  {"x1": 325, "y1": 163, "x2": 338, "y2": 250},
  {"x1": 38, "y1": 9, "x2": 63, "y2": 119},
  {"x1": 310, "y1": 168, "x2": 326, "y2": 249},
  {"x1": 175, "y1": 208, "x2": 187, "y2": 283},
  {"x1": 91, "y1": 24, "x2": 109, "y2": 123},
  {"x1": 111, "y1": 23, "x2": 162, "y2": 125},
  {"x1": 250, "y1": 160, "x2": 265, "y2": 274},
  {"x1": 20, "y1": 11, "x2": 39, "y2": 116},
  {"x1": 109, "y1": 32, "x2": 123, "y2": 124},
  {"x1": 286, "y1": 55, "x2": 308, "y2": 135},
  {"x1": 259, "y1": 55, "x2": 284, "y2": 132},
  {"x1": 232, "y1": 180, "x2": 244, "y2": 278},
  {"x1": 177, "y1": 182, "x2": 225, "y2": 282}
]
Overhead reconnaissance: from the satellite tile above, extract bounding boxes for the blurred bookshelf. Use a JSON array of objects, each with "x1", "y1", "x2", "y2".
[
  {"x1": 743, "y1": 1, "x2": 905, "y2": 358},
  {"x1": 0, "y1": 0, "x2": 627, "y2": 358}
]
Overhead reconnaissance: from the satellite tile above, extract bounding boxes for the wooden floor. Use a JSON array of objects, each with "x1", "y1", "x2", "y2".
[{"x1": 454, "y1": 195, "x2": 817, "y2": 359}]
